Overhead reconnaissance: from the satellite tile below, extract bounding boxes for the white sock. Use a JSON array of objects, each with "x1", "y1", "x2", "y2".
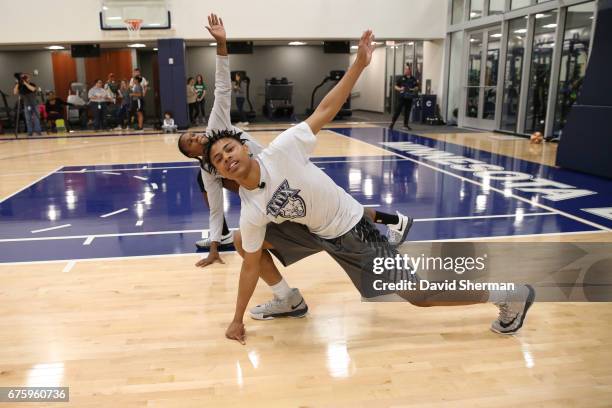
[{"x1": 270, "y1": 278, "x2": 292, "y2": 299}]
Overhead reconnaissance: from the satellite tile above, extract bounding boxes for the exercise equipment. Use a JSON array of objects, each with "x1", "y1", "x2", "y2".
[
  {"x1": 263, "y1": 77, "x2": 294, "y2": 120},
  {"x1": 307, "y1": 70, "x2": 352, "y2": 119},
  {"x1": 230, "y1": 70, "x2": 256, "y2": 122}
]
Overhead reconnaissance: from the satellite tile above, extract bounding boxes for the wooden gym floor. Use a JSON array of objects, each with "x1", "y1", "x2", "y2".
[{"x1": 0, "y1": 124, "x2": 611, "y2": 407}]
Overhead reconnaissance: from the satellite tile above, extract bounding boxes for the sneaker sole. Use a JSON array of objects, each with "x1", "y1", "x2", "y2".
[
  {"x1": 194, "y1": 239, "x2": 233, "y2": 249},
  {"x1": 390, "y1": 217, "x2": 414, "y2": 247},
  {"x1": 490, "y1": 285, "x2": 536, "y2": 335},
  {"x1": 250, "y1": 305, "x2": 308, "y2": 321}
]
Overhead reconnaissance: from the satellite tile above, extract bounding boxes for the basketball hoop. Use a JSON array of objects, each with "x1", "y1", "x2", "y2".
[{"x1": 124, "y1": 18, "x2": 143, "y2": 39}]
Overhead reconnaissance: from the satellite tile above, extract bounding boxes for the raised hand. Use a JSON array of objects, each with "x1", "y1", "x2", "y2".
[
  {"x1": 355, "y1": 29, "x2": 375, "y2": 68},
  {"x1": 205, "y1": 13, "x2": 226, "y2": 43}
]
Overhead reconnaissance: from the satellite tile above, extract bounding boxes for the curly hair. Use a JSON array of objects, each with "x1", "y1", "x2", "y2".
[{"x1": 203, "y1": 129, "x2": 245, "y2": 173}]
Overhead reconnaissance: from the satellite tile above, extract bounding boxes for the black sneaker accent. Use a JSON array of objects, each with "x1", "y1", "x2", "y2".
[
  {"x1": 500, "y1": 285, "x2": 536, "y2": 333},
  {"x1": 263, "y1": 304, "x2": 308, "y2": 319},
  {"x1": 291, "y1": 298, "x2": 305, "y2": 310}
]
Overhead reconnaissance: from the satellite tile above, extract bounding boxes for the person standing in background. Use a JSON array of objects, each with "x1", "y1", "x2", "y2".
[
  {"x1": 13, "y1": 73, "x2": 42, "y2": 136},
  {"x1": 88, "y1": 79, "x2": 111, "y2": 131},
  {"x1": 194, "y1": 74, "x2": 207, "y2": 125},
  {"x1": 389, "y1": 63, "x2": 419, "y2": 131},
  {"x1": 130, "y1": 77, "x2": 145, "y2": 130},
  {"x1": 116, "y1": 80, "x2": 131, "y2": 129},
  {"x1": 232, "y1": 72, "x2": 248, "y2": 126},
  {"x1": 187, "y1": 77, "x2": 198, "y2": 126}
]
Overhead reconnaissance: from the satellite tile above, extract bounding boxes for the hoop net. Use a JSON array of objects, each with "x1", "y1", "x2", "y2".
[{"x1": 124, "y1": 19, "x2": 143, "y2": 39}]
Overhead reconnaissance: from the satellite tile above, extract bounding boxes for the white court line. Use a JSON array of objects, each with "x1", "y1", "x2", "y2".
[
  {"x1": 83, "y1": 236, "x2": 95, "y2": 245},
  {"x1": 330, "y1": 131, "x2": 611, "y2": 232},
  {"x1": 414, "y1": 212, "x2": 554, "y2": 222},
  {"x1": 151, "y1": 183, "x2": 158, "y2": 190},
  {"x1": 0, "y1": 166, "x2": 63, "y2": 203},
  {"x1": 102, "y1": 171, "x2": 121, "y2": 175},
  {"x1": 79, "y1": 168, "x2": 87, "y2": 173},
  {"x1": 0, "y1": 228, "x2": 208, "y2": 243},
  {"x1": 31, "y1": 224, "x2": 72, "y2": 234},
  {"x1": 3, "y1": 229, "x2": 608, "y2": 266},
  {"x1": 135, "y1": 220, "x2": 143, "y2": 227},
  {"x1": 412, "y1": 230, "x2": 609, "y2": 242},
  {"x1": 363, "y1": 204, "x2": 381, "y2": 207},
  {"x1": 100, "y1": 208, "x2": 128, "y2": 218},
  {"x1": 62, "y1": 260, "x2": 76, "y2": 272},
  {"x1": 55, "y1": 157, "x2": 406, "y2": 174},
  {"x1": 133, "y1": 176, "x2": 148, "y2": 181}
]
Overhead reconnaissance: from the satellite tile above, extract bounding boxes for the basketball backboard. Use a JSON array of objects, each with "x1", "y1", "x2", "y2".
[{"x1": 100, "y1": 0, "x2": 171, "y2": 30}]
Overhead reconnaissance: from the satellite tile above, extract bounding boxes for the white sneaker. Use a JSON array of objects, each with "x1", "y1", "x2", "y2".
[
  {"x1": 387, "y1": 211, "x2": 413, "y2": 246},
  {"x1": 491, "y1": 285, "x2": 535, "y2": 335},
  {"x1": 195, "y1": 231, "x2": 233, "y2": 249},
  {"x1": 250, "y1": 288, "x2": 308, "y2": 320}
]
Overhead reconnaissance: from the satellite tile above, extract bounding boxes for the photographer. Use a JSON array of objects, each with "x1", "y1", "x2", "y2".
[{"x1": 13, "y1": 73, "x2": 42, "y2": 136}]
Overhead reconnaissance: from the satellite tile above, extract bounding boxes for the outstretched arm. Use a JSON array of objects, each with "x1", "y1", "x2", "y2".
[
  {"x1": 305, "y1": 30, "x2": 375, "y2": 134},
  {"x1": 205, "y1": 13, "x2": 234, "y2": 131}
]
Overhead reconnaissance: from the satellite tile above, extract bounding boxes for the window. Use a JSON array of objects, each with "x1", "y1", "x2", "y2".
[
  {"x1": 452, "y1": 0, "x2": 466, "y2": 24},
  {"x1": 447, "y1": 31, "x2": 464, "y2": 123},
  {"x1": 470, "y1": 0, "x2": 484, "y2": 19},
  {"x1": 524, "y1": 11, "x2": 558, "y2": 133},
  {"x1": 483, "y1": 29, "x2": 501, "y2": 119},
  {"x1": 553, "y1": 2, "x2": 595, "y2": 136},
  {"x1": 511, "y1": 0, "x2": 532, "y2": 10},
  {"x1": 466, "y1": 32, "x2": 483, "y2": 118},
  {"x1": 489, "y1": 0, "x2": 505, "y2": 15},
  {"x1": 501, "y1": 18, "x2": 527, "y2": 131}
]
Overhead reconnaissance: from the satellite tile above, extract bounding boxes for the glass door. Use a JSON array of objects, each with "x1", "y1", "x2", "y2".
[{"x1": 462, "y1": 26, "x2": 501, "y2": 129}]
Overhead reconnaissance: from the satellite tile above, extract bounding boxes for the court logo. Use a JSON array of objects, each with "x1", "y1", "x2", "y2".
[{"x1": 266, "y1": 180, "x2": 306, "y2": 219}]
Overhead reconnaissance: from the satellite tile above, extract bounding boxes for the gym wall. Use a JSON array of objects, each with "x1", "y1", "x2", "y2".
[
  {"x1": 350, "y1": 47, "x2": 386, "y2": 113},
  {"x1": 0, "y1": 0, "x2": 447, "y2": 45},
  {"x1": 186, "y1": 45, "x2": 351, "y2": 117},
  {"x1": 0, "y1": 51, "x2": 54, "y2": 107}
]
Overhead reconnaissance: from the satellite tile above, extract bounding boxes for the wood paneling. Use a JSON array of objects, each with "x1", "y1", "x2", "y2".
[
  {"x1": 84, "y1": 49, "x2": 133, "y2": 87},
  {"x1": 51, "y1": 51, "x2": 77, "y2": 101}
]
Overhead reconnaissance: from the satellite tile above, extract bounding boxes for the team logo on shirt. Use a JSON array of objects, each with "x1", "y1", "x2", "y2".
[{"x1": 266, "y1": 180, "x2": 306, "y2": 219}]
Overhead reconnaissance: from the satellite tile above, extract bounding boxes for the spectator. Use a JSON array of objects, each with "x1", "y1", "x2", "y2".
[
  {"x1": 45, "y1": 91, "x2": 67, "y2": 132},
  {"x1": 104, "y1": 73, "x2": 119, "y2": 101},
  {"x1": 162, "y1": 111, "x2": 177, "y2": 133},
  {"x1": 389, "y1": 63, "x2": 419, "y2": 131},
  {"x1": 116, "y1": 80, "x2": 131, "y2": 129},
  {"x1": 186, "y1": 77, "x2": 198, "y2": 126},
  {"x1": 232, "y1": 72, "x2": 248, "y2": 125},
  {"x1": 130, "y1": 76, "x2": 145, "y2": 130},
  {"x1": 129, "y1": 68, "x2": 148, "y2": 96},
  {"x1": 194, "y1": 74, "x2": 207, "y2": 124},
  {"x1": 88, "y1": 79, "x2": 111, "y2": 131},
  {"x1": 13, "y1": 73, "x2": 42, "y2": 136}
]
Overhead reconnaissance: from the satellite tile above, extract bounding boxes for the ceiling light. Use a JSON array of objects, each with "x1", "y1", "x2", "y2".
[
  {"x1": 153, "y1": 47, "x2": 158, "y2": 51},
  {"x1": 128, "y1": 43, "x2": 146, "y2": 48},
  {"x1": 490, "y1": 33, "x2": 502, "y2": 38},
  {"x1": 289, "y1": 41, "x2": 306, "y2": 46},
  {"x1": 350, "y1": 45, "x2": 358, "y2": 49},
  {"x1": 108, "y1": 16, "x2": 122, "y2": 20},
  {"x1": 209, "y1": 42, "x2": 217, "y2": 46},
  {"x1": 543, "y1": 23, "x2": 557, "y2": 28},
  {"x1": 514, "y1": 29, "x2": 528, "y2": 34},
  {"x1": 45, "y1": 45, "x2": 65, "y2": 50},
  {"x1": 535, "y1": 13, "x2": 550, "y2": 19}
]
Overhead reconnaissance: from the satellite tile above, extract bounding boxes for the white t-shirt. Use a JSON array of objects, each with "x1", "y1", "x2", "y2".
[{"x1": 239, "y1": 122, "x2": 363, "y2": 253}]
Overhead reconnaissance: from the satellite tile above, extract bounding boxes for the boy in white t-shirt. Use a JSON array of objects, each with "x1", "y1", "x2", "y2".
[{"x1": 202, "y1": 27, "x2": 536, "y2": 344}]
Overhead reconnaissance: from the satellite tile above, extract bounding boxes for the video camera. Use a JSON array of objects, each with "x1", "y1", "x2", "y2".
[{"x1": 14, "y1": 72, "x2": 27, "y2": 83}]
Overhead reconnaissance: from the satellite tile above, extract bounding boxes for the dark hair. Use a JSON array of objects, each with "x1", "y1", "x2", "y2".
[
  {"x1": 164, "y1": 111, "x2": 173, "y2": 117},
  {"x1": 203, "y1": 129, "x2": 245, "y2": 173},
  {"x1": 195, "y1": 74, "x2": 204, "y2": 84},
  {"x1": 133, "y1": 76, "x2": 142, "y2": 83},
  {"x1": 187, "y1": 77, "x2": 194, "y2": 84}
]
